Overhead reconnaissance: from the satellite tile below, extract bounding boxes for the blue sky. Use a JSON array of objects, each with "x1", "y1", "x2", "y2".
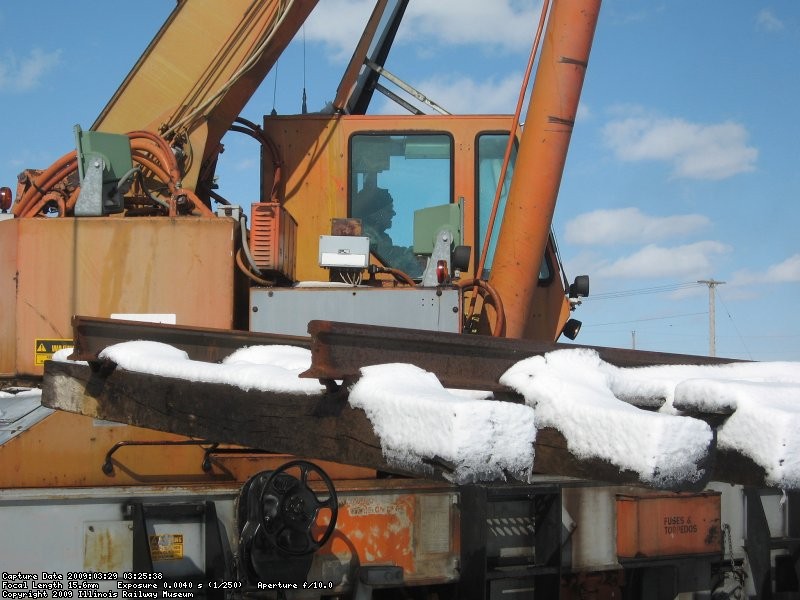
[{"x1": 2, "y1": 1, "x2": 799, "y2": 361}]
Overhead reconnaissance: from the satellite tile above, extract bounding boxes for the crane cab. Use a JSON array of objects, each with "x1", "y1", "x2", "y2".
[{"x1": 252, "y1": 113, "x2": 576, "y2": 341}]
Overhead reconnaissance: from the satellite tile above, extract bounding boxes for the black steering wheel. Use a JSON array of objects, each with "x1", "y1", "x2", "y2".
[{"x1": 257, "y1": 460, "x2": 338, "y2": 556}]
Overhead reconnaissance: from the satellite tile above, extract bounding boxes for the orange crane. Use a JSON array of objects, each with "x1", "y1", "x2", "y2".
[{"x1": 2, "y1": 1, "x2": 795, "y2": 598}]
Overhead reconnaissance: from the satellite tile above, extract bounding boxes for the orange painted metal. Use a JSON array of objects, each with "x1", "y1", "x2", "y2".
[
  {"x1": 0, "y1": 217, "x2": 236, "y2": 377},
  {"x1": 616, "y1": 492, "x2": 722, "y2": 558},
  {"x1": 260, "y1": 114, "x2": 573, "y2": 340},
  {"x1": 317, "y1": 484, "x2": 459, "y2": 585},
  {"x1": 2, "y1": 109, "x2": 577, "y2": 495},
  {"x1": 488, "y1": 0, "x2": 602, "y2": 339},
  {"x1": 0, "y1": 409, "x2": 372, "y2": 488},
  {"x1": 0, "y1": 219, "x2": 17, "y2": 375},
  {"x1": 524, "y1": 244, "x2": 574, "y2": 340},
  {"x1": 263, "y1": 114, "x2": 515, "y2": 282},
  {"x1": 250, "y1": 201, "x2": 298, "y2": 279}
]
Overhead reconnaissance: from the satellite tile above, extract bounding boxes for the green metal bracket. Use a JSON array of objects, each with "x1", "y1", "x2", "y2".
[{"x1": 73, "y1": 125, "x2": 132, "y2": 216}]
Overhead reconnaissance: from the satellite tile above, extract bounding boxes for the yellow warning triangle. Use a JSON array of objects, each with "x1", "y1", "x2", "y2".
[{"x1": 36, "y1": 343, "x2": 47, "y2": 352}]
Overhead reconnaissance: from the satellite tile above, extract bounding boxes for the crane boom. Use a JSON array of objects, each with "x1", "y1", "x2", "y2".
[
  {"x1": 92, "y1": 0, "x2": 318, "y2": 195},
  {"x1": 489, "y1": 0, "x2": 600, "y2": 338}
]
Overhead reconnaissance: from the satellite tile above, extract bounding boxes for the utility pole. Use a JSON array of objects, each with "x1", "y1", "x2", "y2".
[{"x1": 697, "y1": 279, "x2": 725, "y2": 356}]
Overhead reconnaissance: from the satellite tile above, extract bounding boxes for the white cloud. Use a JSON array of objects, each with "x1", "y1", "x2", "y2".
[
  {"x1": 757, "y1": 9, "x2": 784, "y2": 32},
  {"x1": 401, "y1": 0, "x2": 541, "y2": 53},
  {"x1": 377, "y1": 72, "x2": 524, "y2": 115},
  {"x1": 0, "y1": 49, "x2": 61, "y2": 93},
  {"x1": 304, "y1": 0, "x2": 542, "y2": 61},
  {"x1": 233, "y1": 157, "x2": 258, "y2": 172},
  {"x1": 765, "y1": 255, "x2": 800, "y2": 283},
  {"x1": 303, "y1": 1, "x2": 374, "y2": 61},
  {"x1": 732, "y1": 254, "x2": 800, "y2": 286},
  {"x1": 603, "y1": 115, "x2": 758, "y2": 180},
  {"x1": 596, "y1": 241, "x2": 731, "y2": 279},
  {"x1": 565, "y1": 207, "x2": 710, "y2": 246}
]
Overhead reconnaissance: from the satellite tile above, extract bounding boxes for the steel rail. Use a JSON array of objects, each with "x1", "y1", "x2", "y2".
[
  {"x1": 303, "y1": 320, "x2": 742, "y2": 391},
  {"x1": 69, "y1": 316, "x2": 742, "y2": 396},
  {"x1": 69, "y1": 315, "x2": 309, "y2": 363}
]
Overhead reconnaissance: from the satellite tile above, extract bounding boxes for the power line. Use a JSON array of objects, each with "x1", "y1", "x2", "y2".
[
  {"x1": 590, "y1": 281, "x2": 699, "y2": 300},
  {"x1": 716, "y1": 289, "x2": 754, "y2": 360},
  {"x1": 732, "y1": 333, "x2": 800, "y2": 339},
  {"x1": 583, "y1": 311, "x2": 708, "y2": 327}
]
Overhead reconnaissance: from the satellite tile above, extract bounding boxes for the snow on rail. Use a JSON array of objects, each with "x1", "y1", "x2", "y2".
[
  {"x1": 500, "y1": 348, "x2": 712, "y2": 488},
  {"x1": 54, "y1": 343, "x2": 800, "y2": 487},
  {"x1": 502, "y1": 349, "x2": 800, "y2": 488},
  {"x1": 91, "y1": 341, "x2": 326, "y2": 395},
  {"x1": 349, "y1": 363, "x2": 535, "y2": 483}
]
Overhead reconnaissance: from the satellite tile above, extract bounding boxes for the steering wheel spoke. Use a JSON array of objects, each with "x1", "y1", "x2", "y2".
[{"x1": 257, "y1": 460, "x2": 339, "y2": 556}]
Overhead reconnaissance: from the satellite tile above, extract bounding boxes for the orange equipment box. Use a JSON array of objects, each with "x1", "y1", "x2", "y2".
[
  {"x1": 250, "y1": 201, "x2": 297, "y2": 281},
  {"x1": 616, "y1": 492, "x2": 722, "y2": 558},
  {"x1": 0, "y1": 217, "x2": 236, "y2": 377}
]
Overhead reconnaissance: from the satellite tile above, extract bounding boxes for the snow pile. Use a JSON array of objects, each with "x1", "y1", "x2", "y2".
[
  {"x1": 52, "y1": 340, "x2": 800, "y2": 488},
  {"x1": 77, "y1": 342, "x2": 536, "y2": 483},
  {"x1": 349, "y1": 363, "x2": 535, "y2": 483},
  {"x1": 502, "y1": 349, "x2": 800, "y2": 489},
  {"x1": 679, "y1": 379, "x2": 800, "y2": 487},
  {"x1": 606, "y1": 359, "x2": 800, "y2": 414},
  {"x1": 623, "y1": 361, "x2": 800, "y2": 489},
  {"x1": 97, "y1": 341, "x2": 325, "y2": 395},
  {"x1": 52, "y1": 348, "x2": 87, "y2": 364},
  {"x1": 500, "y1": 348, "x2": 713, "y2": 487}
]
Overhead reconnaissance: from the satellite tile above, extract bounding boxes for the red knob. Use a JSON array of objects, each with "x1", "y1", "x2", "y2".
[{"x1": 0, "y1": 187, "x2": 12, "y2": 212}]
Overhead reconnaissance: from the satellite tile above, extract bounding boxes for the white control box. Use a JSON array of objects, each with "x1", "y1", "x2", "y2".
[{"x1": 318, "y1": 235, "x2": 370, "y2": 268}]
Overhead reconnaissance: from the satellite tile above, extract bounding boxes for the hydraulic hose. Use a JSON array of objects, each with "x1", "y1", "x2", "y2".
[
  {"x1": 457, "y1": 277, "x2": 506, "y2": 337},
  {"x1": 13, "y1": 151, "x2": 78, "y2": 216},
  {"x1": 15, "y1": 130, "x2": 212, "y2": 217},
  {"x1": 230, "y1": 117, "x2": 284, "y2": 204},
  {"x1": 239, "y1": 214, "x2": 263, "y2": 274},
  {"x1": 386, "y1": 267, "x2": 416, "y2": 287},
  {"x1": 236, "y1": 248, "x2": 275, "y2": 286}
]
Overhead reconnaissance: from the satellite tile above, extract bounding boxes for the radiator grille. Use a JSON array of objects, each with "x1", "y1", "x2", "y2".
[{"x1": 250, "y1": 202, "x2": 297, "y2": 281}]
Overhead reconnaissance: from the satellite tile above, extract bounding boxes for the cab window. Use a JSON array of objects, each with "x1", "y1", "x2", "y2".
[
  {"x1": 350, "y1": 133, "x2": 452, "y2": 277},
  {"x1": 476, "y1": 133, "x2": 515, "y2": 278},
  {"x1": 476, "y1": 133, "x2": 552, "y2": 284}
]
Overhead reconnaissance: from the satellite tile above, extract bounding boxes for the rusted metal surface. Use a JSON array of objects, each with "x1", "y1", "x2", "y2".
[
  {"x1": 1, "y1": 218, "x2": 236, "y2": 377},
  {"x1": 42, "y1": 362, "x2": 776, "y2": 490},
  {"x1": 41, "y1": 360, "x2": 721, "y2": 489},
  {"x1": 304, "y1": 320, "x2": 741, "y2": 392},
  {"x1": 83, "y1": 520, "x2": 133, "y2": 572},
  {"x1": 42, "y1": 360, "x2": 393, "y2": 477},
  {"x1": 71, "y1": 316, "x2": 740, "y2": 398},
  {"x1": 38, "y1": 317, "x2": 766, "y2": 489},
  {"x1": 326, "y1": 491, "x2": 459, "y2": 582},
  {"x1": 616, "y1": 492, "x2": 722, "y2": 558},
  {"x1": 70, "y1": 315, "x2": 309, "y2": 363}
]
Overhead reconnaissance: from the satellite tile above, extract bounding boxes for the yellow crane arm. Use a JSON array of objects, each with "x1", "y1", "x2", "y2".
[{"x1": 92, "y1": 0, "x2": 318, "y2": 193}]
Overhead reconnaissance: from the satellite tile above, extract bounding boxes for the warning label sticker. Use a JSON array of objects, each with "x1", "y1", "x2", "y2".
[
  {"x1": 34, "y1": 339, "x2": 73, "y2": 365},
  {"x1": 149, "y1": 533, "x2": 184, "y2": 561}
]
